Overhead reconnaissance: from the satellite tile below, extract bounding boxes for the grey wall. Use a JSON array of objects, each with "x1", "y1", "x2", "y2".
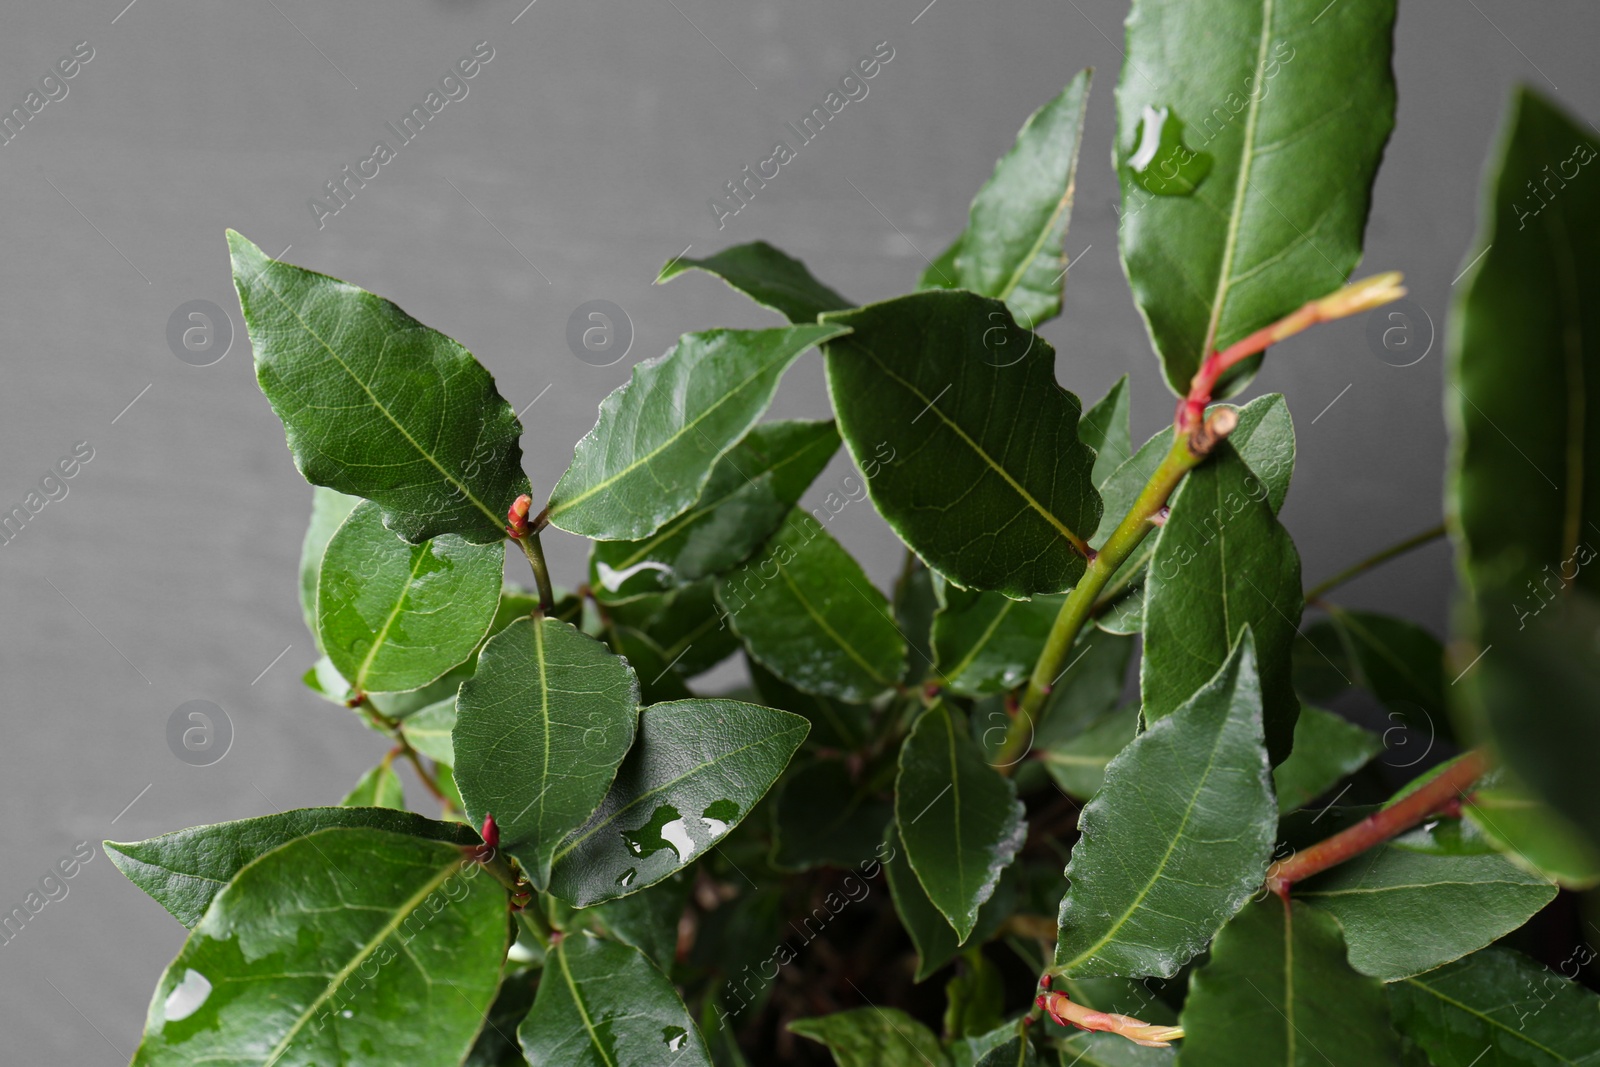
[{"x1": 0, "y1": 0, "x2": 1592, "y2": 1058}]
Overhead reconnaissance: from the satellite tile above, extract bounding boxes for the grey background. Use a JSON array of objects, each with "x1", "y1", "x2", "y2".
[{"x1": 0, "y1": 0, "x2": 1590, "y2": 1058}]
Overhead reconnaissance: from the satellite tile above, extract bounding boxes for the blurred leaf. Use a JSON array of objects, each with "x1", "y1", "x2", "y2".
[
  {"x1": 230, "y1": 231, "x2": 529, "y2": 543},
  {"x1": 317, "y1": 500, "x2": 503, "y2": 694},
  {"x1": 1178, "y1": 899, "x2": 1402, "y2": 1066},
  {"x1": 771, "y1": 758, "x2": 892, "y2": 872},
  {"x1": 894, "y1": 555, "x2": 940, "y2": 682},
  {"x1": 1057, "y1": 632, "x2": 1274, "y2": 978},
  {"x1": 1035, "y1": 630, "x2": 1136, "y2": 748},
  {"x1": 1117, "y1": 0, "x2": 1397, "y2": 395},
  {"x1": 1056, "y1": 1033, "x2": 1176, "y2": 1065},
  {"x1": 717, "y1": 510, "x2": 906, "y2": 702},
  {"x1": 1388, "y1": 946, "x2": 1600, "y2": 1067},
  {"x1": 1081, "y1": 376, "x2": 1133, "y2": 488},
  {"x1": 299, "y1": 486, "x2": 361, "y2": 647},
  {"x1": 932, "y1": 584, "x2": 1064, "y2": 696},
  {"x1": 822, "y1": 291, "x2": 1101, "y2": 599},
  {"x1": 789, "y1": 1007, "x2": 950, "y2": 1067},
  {"x1": 1272, "y1": 706, "x2": 1382, "y2": 813},
  {"x1": 548, "y1": 324, "x2": 848, "y2": 540},
  {"x1": 465, "y1": 974, "x2": 536, "y2": 1067},
  {"x1": 1302, "y1": 607, "x2": 1449, "y2": 735},
  {"x1": 748, "y1": 657, "x2": 873, "y2": 750},
  {"x1": 613, "y1": 626, "x2": 695, "y2": 704},
  {"x1": 585, "y1": 872, "x2": 692, "y2": 972},
  {"x1": 548, "y1": 700, "x2": 807, "y2": 907},
  {"x1": 943, "y1": 951, "x2": 1005, "y2": 1041},
  {"x1": 104, "y1": 807, "x2": 478, "y2": 928},
  {"x1": 452, "y1": 618, "x2": 640, "y2": 888},
  {"x1": 973, "y1": 1036, "x2": 1038, "y2": 1067},
  {"x1": 1465, "y1": 768, "x2": 1600, "y2": 889},
  {"x1": 131, "y1": 828, "x2": 507, "y2": 1067},
  {"x1": 898, "y1": 702, "x2": 1026, "y2": 940},
  {"x1": 340, "y1": 761, "x2": 405, "y2": 809},
  {"x1": 519, "y1": 934, "x2": 711, "y2": 1066},
  {"x1": 1041, "y1": 706, "x2": 1138, "y2": 800},
  {"x1": 656, "y1": 241, "x2": 850, "y2": 323},
  {"x1": 1296, "y1": 841, "x2": 1557, "y2": 980}
]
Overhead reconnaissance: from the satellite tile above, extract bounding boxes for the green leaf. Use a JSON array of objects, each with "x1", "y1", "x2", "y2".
[
  {"x1": 229, "y1": 231, "x2": 529, "y2": 544},
  {"x1": 1117, "y1": 0, "x2": 1397, "y2": 395},
  {"x1": 590, "y1": 419, "x2": 840, "y2": 598},
  {"x1": 1178, "y1": 898, "x2": 1403, "y2": 1066},
  {"x1": 1040, "y1": 706, "x2": 1138, "y2": 800},
  {"x1": 771, "y1": 758, "x2": 892, "y2": 872},
  {"x1": 612, "y1": 627, "x2": 695, "y2": 704},
  {"x1": 943, "y1": 952, "x2": 1005, "y2": 1040},
  {"x1": 452, "y1": 617, "x2": 641, "y2": 888},
  {"x1": 548, "y1": 699, "x2": 808, "y2": 906},
  {"x1": 973, "y1": 1037, "x2": 1038, "y2": 1067},
  {"x1": 932, "y1": 583, "x2": 1064, "y2": 696},
  {"x1": 1304, "y1": 607, "x2": 1448, "y2": 734},
  {"x1": 656, "y1": 241, "x2": 851, "y2": 323},
  {"x1": 748, "y1": 657, "x2": 873, "y2": 751},
  {"x1": 717, "y1": 509, "x2": 906, "y2": 702},
  {"x1": 131, "y1": 827, "x2": 508, "y2": 1067},
  {"x1": 1081, "y1": 377, "x2": 1134, "y2": 488},
  {"x1": 919, "y1": 237, "x2": 963, "y2": 292},
  {"x1": 789, "y1": 1007, "x2": 950, "y2": 1067},
  {"x1": 1228, "y1": 392, "x2": 1296, "y2": 514},
  {"x1": 299, "y1": 486, "x2": 361, "y2": 646},
  {"x1": 1055, "y1": 1033, "x2": 1176, "y2": 1065},
  {"x1": 1272, "y1": 706, "x2": 1382, "y2": 813},
  {"x1": 894, "y1": 555, "x2": 940, "y2": 682},
  {"x1": 104, "y1": 807, "x2": 479, "y2": 928},
  {"x1": 897, "y1": 702, "x2": 1026, "y2": 941},
  {"x1": 466, "y1": 974, "x2": 537, "y2": 1067},
  {"x1": 884, "y1": 827, "x2": 1015, "y2": 983},
  {"x1": 822, "y1": 291, "x2": 1101, "y2": 598},
  {"x1": 945, "y1": 71, "x2": 1092, "y2": 327},
  {"x1": 547, "y1": 324, "x2": 848, "y2": 540},
  {"x1": 1295, "y1": 841, "x2": 1557, "y2": 980},
  {"x1": 340, "y1": 762, "x2": 405, "y2": 809},
  {"x1": 1389, "y1": 947, "x2": 1600, "y2": 1067},
  {"x1": 317, "y1": 501, "x2": 504, "y2": 694},
  {"x1": 585, "y1": 872, "x2": 693, "y2": 972},
  {"x1": 400, "y1": 698, "x2": 458, "y2": 766},
  {"x1": 1465, "y1": 769, "x2": 1600, "y2": 889},
  {"x1": 519, "y1": 934, "x2": 711, "y2": 1067},
  {"x1": 1056, "y1": 632, "x2": 1275, "y2": 978},
  {"x1": 1141, "y1": 441, "x2": 1302, "y2": 763},
  {"x1": 1034, "y1": 630, "x2": 1136, "y2": 748}
]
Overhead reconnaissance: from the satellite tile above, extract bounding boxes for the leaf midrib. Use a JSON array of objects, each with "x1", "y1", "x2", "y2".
[
  {"x1": 1401, "y1": 974, "x2": 1574, "y2": 1063},
  {"x1": 556, "y1": 943, "x2": 618, "y2": 1067},
  {"x1": 350, "y1": 540, "x2": 434, "y2": 691}
]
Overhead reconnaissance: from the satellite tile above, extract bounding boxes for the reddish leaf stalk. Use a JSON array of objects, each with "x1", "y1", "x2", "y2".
[{"x1": 1266, "y1": 747, "x2": 1491, "y2": 897}]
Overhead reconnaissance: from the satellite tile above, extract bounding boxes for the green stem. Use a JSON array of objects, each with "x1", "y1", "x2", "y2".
[
  {"x1": 995, "y1": 429, "x2": 1216, "y2": 772},
  {"x1": 515, "y1": 531, "x2": 557, "y2": 613},
  {"x1": 1302, "y1": 522, "x2": 1447, "y2": 602}
]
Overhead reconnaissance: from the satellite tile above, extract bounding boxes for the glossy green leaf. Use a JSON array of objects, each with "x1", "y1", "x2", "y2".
[
  {"x1": 1295, "y1": 842, "x2": 1557, "y2": 980},
  {"x1": 299, "y1": 486, "x2": 361, "y2": 645},
  {"x1": 1040, "y1": 706, "x2": 1138, "y2": 800},
  {"x1": 944, "y1": 71, "x2": 1092, "y2": 327},
  {"x1": 399, "y1": 698, "x2": 458, "y2": 766},
  {"x1": 789, "y1": 1007, "x2": 949, "y2": 1067},
  {"x1": 1178, "y1": 898, "x2": 1403, "y2": 1066},
  {"x1": 104, "y1": 807, "x2": 478, "y2": 928},
  {"x1": 132, "y1": 828, "x2": 508, "y2": 1067},
  {"x1": 452, "y1": 617, "x2": 641, "y2": 888},
  {"x1": 1117, "y1": 0, "x2": 1397, "y2": 395},
  {"x1": 771, "y1": 758, "x2": 892, "y2": 872},
  {"x1": 317, "y1": 501, "x2": 503, "y2": 694},
  {"x1": 656, "y1": 240, "x2": 850, "y2": 323},
  {"x1": 1055, "y1": 1033, "x2": 1176, "y2": 1065},
  {"x1": 1272, "y1": 706, "x2": 1382, "y2": 813},
  {"x1": 1228, "y1": 393, "x2": 1296, "y2": 514},
  {"x1": 1465, "y1": 769, "x2": 1600, "y2": 889},
  {"x1": 932, "y1": 583, "x2": 1064, "y2": 696},
  {"x1": 341, "y1": 762, "x2": 405, "y2": 809},
  {"x1": 748, "y1": 658, "x2": 873, "y2": 751},
  {"x1": 1081, "y1": 377, "x2": 1133, "y2": 488},
  {"x1": 1389, "y1": 947, "x2": 1600, "y2": 1067},
  {"x1": 590, "y1": 419, "x2": 840, "y2": 598},
  {"x1": 823, "y1": 291, "x2": 1101, "y2": 598},
  {"x1": 548, "y1": 699, "x2": 808, "y2": 906},
  {"x1": 520, "y1": 934, "x2": 711, "y2": 1066},
  {"x1": 585, "y1": 872, "x2": 692, "y2": 973},
  {"x1": 548, "y1": 324, "x2": 848, "y2": 540},
  {"x1": 897, "y1": 702, "x2": 1026, "y2": 941},
  {"x1": 717, "y1": 509, "x2": 906, "y2": 702},
  {"x1": 229, "y1": 231, "x2": 529, "y2": 544},
  {"x1": 1141, "y1": 441, "x2": 1302, "y2": 763},
  {"x1": 1056, "y1": 632, "x2": 1275, "y2": 978},
  {"x1": 884, "y1": 829, "x2": 1014, "y2": 983}
]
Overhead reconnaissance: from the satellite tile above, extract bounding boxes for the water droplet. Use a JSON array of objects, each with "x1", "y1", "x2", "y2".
[
  {"x1": 701, "y1": 799, "x2": 739, "y2": 838},
  {"x1": 663, "y1": 1025, "x2": 689, "y2": 1051},
  {"x1": 1126, "y1": 104, "x2": 1212, "y2": 196},
  {"x1": 162, "y1": 969, "x2": 212, "y2": 1022},
  {"x1": 341, "y1": 1009, "x2": 355, "y2": 1020},
  {"x1": 621, "y1": 805, "x2": 689, "y2": 860},
  {"x1": 616, "y1": 867, "x2": 637, "y2": 888}
]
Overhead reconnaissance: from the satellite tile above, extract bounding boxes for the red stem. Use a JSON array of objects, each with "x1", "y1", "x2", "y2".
[{"x1": 1267, "y1": 748, "x2": 1491, "y2": 896}]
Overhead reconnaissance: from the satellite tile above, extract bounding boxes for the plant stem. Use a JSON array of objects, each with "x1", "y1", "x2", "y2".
[
  {"x1": 996, "y1": 427, "x2": 1222, "y2": 771},
  {"x1": 1266, "y1": 748, "x2": 1491, "y2": 896},
  {"x1": 1303, "y1": 522, "x2": 1446, "y2": 602},
  {"x1": 516, "y1": 531, "x2": 556, "y2": 613}
]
